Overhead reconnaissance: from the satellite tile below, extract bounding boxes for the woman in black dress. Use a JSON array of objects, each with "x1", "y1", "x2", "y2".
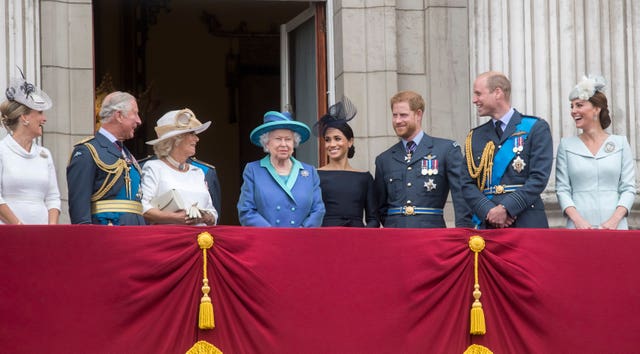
[{"x1": 315, "y1": 97, "x2": 379, "y2": 227}]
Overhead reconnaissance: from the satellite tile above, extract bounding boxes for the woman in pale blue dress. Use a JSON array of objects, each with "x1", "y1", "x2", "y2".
[{"x1": 555, "y1": 75, "x2": 636, "y2": 229}]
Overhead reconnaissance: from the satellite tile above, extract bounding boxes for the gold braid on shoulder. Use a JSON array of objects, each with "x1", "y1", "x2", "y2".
[
  {"x1": 83, "y1": 143, "x2": 128, "y2": 201},
  {"x1": 465, "y1": 131, "x2": 495, "y2": 190}
]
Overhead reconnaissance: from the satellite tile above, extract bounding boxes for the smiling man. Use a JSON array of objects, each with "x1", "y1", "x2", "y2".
[
  {"x1": 374, "y1": 90, "x2": 472, "y2": 228},
  {"x1": 462, "y1": 71, "x2": 553, "y2": 229},
  {"x1": 67, "y1": 91, "x2": 145, "y2": 225}
]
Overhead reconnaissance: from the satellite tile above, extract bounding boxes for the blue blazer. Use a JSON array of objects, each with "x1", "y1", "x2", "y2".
[
  {"x1": 237, "y1": 156, "x2": 325, "y2": 227},
  {"x1": 461, "y1": 110, "x2": 553, "y2": 228}
]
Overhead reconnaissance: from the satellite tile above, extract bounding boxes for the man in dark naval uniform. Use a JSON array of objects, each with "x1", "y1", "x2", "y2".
[
  {"x1": 462, "y1": 71, "x2": 553, "y2": 228},
  {"x1": 67, "y1": 91, "x2": 145, "y2": 225},
  {"x1": 374, "y1": 90, "x2": 472, "y2": 228}
]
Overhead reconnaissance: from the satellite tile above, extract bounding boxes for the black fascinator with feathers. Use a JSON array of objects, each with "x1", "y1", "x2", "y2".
[{"x1": 313, "y1": 96, "x2": 357, "y2": 137}]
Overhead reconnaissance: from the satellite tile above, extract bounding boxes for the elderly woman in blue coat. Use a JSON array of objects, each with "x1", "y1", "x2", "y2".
[{"x1": 237, "y1": 111, "x2": 325, "y2": 227}]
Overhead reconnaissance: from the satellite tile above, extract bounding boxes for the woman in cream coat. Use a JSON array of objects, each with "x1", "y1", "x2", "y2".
[{"x1": 556, "y1": 75, "x2": 636, "y2": 229}]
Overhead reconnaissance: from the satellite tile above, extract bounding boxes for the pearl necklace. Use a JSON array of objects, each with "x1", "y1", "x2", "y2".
[{"x1": 165, "y1": 156, "x2": 188, "y2": 172}]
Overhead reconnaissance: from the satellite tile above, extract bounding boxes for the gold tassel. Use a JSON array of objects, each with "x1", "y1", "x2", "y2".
[
  {"x1": 186, "y1": 340, "x2": 224, "y2": 354},
  {"x1": 464, "y1": 344, "x2": 493, "y2": 354},
  {"x1": 469, "y1": 235, "x2": 486, "y2": 335},
  {"x1": 198, "y1": 232, "x2": 215, "y2": 330}
]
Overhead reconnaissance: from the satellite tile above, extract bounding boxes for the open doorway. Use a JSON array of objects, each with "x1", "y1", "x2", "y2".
[{"x1": 93, "y1": 0, "x2": 326, "y2": 225}]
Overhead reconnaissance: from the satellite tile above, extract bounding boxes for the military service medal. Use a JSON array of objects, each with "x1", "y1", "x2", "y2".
[
  {"x1": 512, "y1": 136, "x2": 524, "y2": 153},
  {"x1": 424, "y1": 155, "x2": 438, "y2": 175},
  {"x1": 405, "y1": 152, "x2": 412, "y2": 163},
  {"x1": 511, "y1": 136, "x2": 526, "y2": 173}
]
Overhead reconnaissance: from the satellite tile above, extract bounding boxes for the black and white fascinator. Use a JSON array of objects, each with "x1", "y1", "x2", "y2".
[
  {"x1": 568, "y1": 74, "x2": 606, "y2": 101},
  {"x1": 313, "y1": 96, "x2": 358, "y2": 136},
  {"x1": 4, "y1": 68, "x2": 52, "y2": 111}
]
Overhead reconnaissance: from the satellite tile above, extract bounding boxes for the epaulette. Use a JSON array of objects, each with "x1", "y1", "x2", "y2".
[
  {"x1": 73, "y1": 136, "x2": 94, "y2": 146},
  {"x1": 190, "y1": 157, "x2": 216, "y2": 170}
]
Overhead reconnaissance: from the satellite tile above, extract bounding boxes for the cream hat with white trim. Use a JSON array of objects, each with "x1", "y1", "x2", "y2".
[{"x1": 146, "y1": 108, "x2": 211, "y2": 145}]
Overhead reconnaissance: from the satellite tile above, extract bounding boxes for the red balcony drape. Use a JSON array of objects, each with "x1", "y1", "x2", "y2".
[{"x1": 1, "y1": 225, "x2": 639, "y2": 353}]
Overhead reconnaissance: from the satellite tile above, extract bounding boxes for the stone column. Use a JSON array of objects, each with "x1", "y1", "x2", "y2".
[
  {"x1": 40, "y1": 0, "x2": 94, "y2": 223},
  {"x1": 0, "y1": 0, "x2": 42, "y2": 137}
]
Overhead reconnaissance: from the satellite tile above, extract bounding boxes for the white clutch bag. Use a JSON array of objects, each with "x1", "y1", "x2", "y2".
[{"x1": 150, "y1": 189, "x2": 185, "y2": 212}]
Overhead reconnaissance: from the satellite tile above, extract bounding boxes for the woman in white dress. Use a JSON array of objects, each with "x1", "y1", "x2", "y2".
[
  {"x1": 140, "y1": 109, "x2": 217, "y2": 225},
  {"x1": 556, "y1": 75, "x2": 636, "y2": 229},
  {"x1": 0, "y1": 76, "x2": 60, "y2": 224}
]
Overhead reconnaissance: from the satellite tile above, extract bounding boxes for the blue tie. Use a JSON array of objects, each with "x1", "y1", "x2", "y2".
[{"x1": 406, "y1": 140, "x2": 417, "y2": 154}]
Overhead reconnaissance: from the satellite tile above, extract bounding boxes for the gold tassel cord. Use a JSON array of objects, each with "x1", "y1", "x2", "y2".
[
  {"x1": 83, "y1": 142, "x2": 128, "y2": 201},
  {"x1": 469, "y1": 235, "x2": 486, "y2": 335},
  {"x1": 198, "y1": 232, "x2": 215, "y2": 330},
  {"x1": 465, "y1": 132, "x2": 495, "y2": 189}
]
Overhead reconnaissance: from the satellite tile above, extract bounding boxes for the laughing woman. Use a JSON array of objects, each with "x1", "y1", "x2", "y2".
[
  {"x1": 556, "y1": 75, "x2": 636, "y2": 229},
  {"x1": 140, "y1": 109, "x2": 218, "y2": 225},
  {"x1": 0, "y1": 76, "x2": 60, "y2": 224},
  {"x1": 315, "y1": 97, "x2": 379, "y2": 227}
]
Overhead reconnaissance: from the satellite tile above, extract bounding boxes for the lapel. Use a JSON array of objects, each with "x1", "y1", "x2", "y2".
[
  {"x1": 391, "y1": 141, "x2": 409, "y2": 164},
  {"x1": 409, "y1": 133, "x2": 433, "y2": 165},
  {"x1": 95, "y1": 131, "x2": 124, "y2": 160},
  {"x1": 260, "y1": 155, "x2": 301, "y2": 202},
  {"x1": 564, "y1": 135, "x2": 621, "y2": 159},
  {"x1": 500, "y1": 110, "x2": 523, "y2": 143},
  {"x1": 390, "y1": 132, "x2": 433, "y2": 164}
]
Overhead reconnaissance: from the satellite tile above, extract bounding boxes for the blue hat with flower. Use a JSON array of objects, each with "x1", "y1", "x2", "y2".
[{"x1": 249, "y1": 111, "x2": 311, "y2": 146}]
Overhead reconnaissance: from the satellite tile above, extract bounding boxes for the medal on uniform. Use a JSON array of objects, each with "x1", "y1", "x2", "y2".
[
  {"x1": 421, "y1": 159, "x2": 428, "y2": 175},
  {"x1": 405, "y1": 152, "x2": 412, "y2": 163},
  {"x1": 512, "y1": 136, "x2": 524, "y2": 153},
  {"x1": 604, "y1": 141, "x2": 615, "y2": 153},
  {"x1": 424, "y1": 178, "x2": 437, "y2": 191},
  {"x1": 512, "y1": 156, "x2": 526, "y2": 173},
  {"x1": 511, "y1": 136, "x2": 526, "y2": 173},
  {"x1": 425, "y1": 154, "x2": 438, "y2": 175}
]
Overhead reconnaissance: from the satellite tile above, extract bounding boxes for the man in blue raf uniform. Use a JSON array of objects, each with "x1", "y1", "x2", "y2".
[
  {"x1": 374, "y1": 90, "x2": 472, "y2": 228},
  {"x1": 462, "y1": 71, "x2": 553, "y2": 228},
  {"x1": 66, "y1": 91, "x2": 145, "y2": 225}
]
